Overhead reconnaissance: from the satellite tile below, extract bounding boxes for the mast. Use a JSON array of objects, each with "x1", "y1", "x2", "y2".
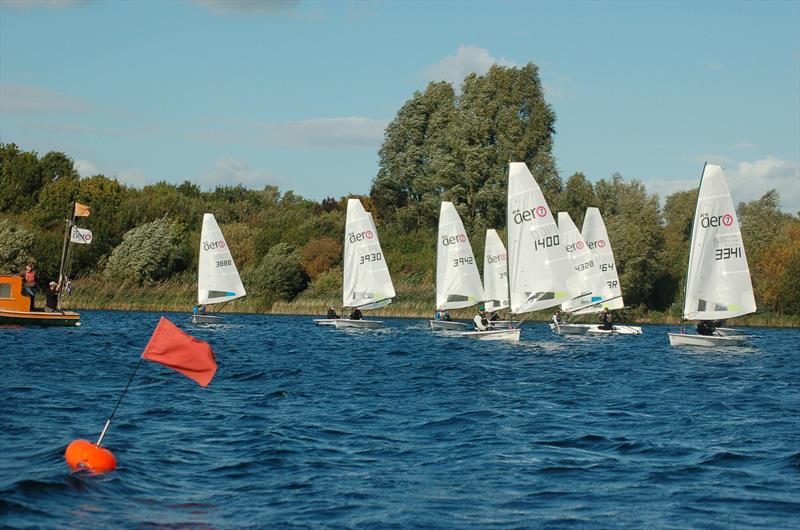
[
  {"x1": 56, "y1": 202, "x2": 77, "y2": 309},
  {"x1": 679, "y1": 162, "x2": 707, "y2": 332}
]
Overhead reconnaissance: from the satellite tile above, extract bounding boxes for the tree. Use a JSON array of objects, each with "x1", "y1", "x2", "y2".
[
  {"x1": 104, "y1": 217, "x2": 190, "y2": 284},
  {"x1": 0, "y1": 219, "x2": 35, "y2": 272},
  {"x1": 560, "y1": 172, "x2": 596, "y2": 226},
  {"x1": 248, "y1": 242, "x2": 308, "y2": 302},
  {"x1": 0, "y1": 143, "x2": 42, "y2": 213},
  {"x1": 300, "y1": 237, "x2": 341, "y2": 280}
]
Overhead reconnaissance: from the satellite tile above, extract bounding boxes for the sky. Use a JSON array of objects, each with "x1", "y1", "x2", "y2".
[{"x1": 1, "y1": 0, "x2": 798, "y2": 213}]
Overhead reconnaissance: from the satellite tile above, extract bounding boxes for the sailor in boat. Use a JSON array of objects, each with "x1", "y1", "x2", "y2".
[
  {"x1": 696, "y1": 320, "x2": 717, "y2": 336},
  {"x1": 435, "y1": 308, "x2": 452, "y2": 321},
  {"x1": 490, "y1": 311, "x2": 501, "y2": 323},
  {"x1": 473, "y1": 306, "x2": 493, "y2": 331},
  {"x1": 349, "y1": 307, "x2": 363, "y2": 320},
  {"x1": 327, "y1": 306, "x2": 340, "y2": 319},
  {"x1": 599, "y1": 307, "x2": 613, "y2": 331},
  {"x1": 44, "y1": 281, "x2": 61, "y2": 313},
  {"x1": 19, "y1": 264, "x2": 37, "y2": 311},
  {"x1": 553, "y1": 308, "x2": 565, "y2": 326},
  {"x1": 192, "y1": 304, "x2": 207, "y2": 316}
]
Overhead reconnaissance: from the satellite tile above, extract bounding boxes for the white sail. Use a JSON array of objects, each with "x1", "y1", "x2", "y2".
[
  {"x1": 483, "y1": 229, "x2": 509, "y2": 312},
  {"x1": 342, "y1": 198, "x2": 396, "y2": 310},
  {"x1": 197, "y1": 213, "x2": 246, "y2": 305},
  {"x1": 683, "y1": 164, "x2": 756, "y2": 320},
  {"x1": 507, "y1": 162, "x2": 575, "y2": 314},
  {"x1": 558, "y1": 211, "x2": 605, "y2": 313},
  {"x1": 435, "y1": 202, "x2": 484, "y2": 310},
  {"x1": 562, "y1": 207, "x2": 623, "y2": 314}
]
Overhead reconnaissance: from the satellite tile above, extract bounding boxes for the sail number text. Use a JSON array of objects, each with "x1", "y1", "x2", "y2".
[
  {"x1": 359, "y1": 252, "x2": 383, "y2": 264},
  {"x1": 600, "y1": 263, "x2": 615, "y2": 272},
  {"x1": 453, "y1": 256, "x2": 474, "y2": 267},
  {"x1": 216, "y1": 259, "x2": 232, "y2": 268},
  {"x1": 715, "y1": 247, "x2": 742, "y2": 260},
  {"x1": 533, "y1": 234, "x2": 559, "y2": 251},
  {"x1": 574, "y1": 259, "x2": 594, "y2": 272}
]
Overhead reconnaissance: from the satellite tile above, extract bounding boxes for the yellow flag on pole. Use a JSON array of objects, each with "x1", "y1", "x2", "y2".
[{"x1": 74, "y1": 202, "x2": 90, "y2": 217}]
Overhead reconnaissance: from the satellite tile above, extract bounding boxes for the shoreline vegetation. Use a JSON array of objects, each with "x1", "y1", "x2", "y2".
[{"x1": 60, "y1": 277, "x2": 800, "y2": 328}]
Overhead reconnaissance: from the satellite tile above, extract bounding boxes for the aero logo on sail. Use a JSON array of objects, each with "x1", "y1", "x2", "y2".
[
  {"x1": 565, "y1": 241, "x2": 585, "y2": 253},
  {"x1": 512, "y1": 206, "x2": 548, "y2": 224},
  {"x1": 348, "y1": 230, "x2": 374, "y2": 243},
  {"x1": 441, "y1": 234, "x2": 467, "y2": 246},
  {"x1": 486, "y1": 253, "x2": 507, "y2": 264},
  {"x1": 587, "y1": 239, "x2": 606, "y2": 250},
  {"x1": 203, "y1": 240, "x2": 226, "y2": 251},
  {"x1": 700, "y1": 213, "x2": 734, "y2": 228}
]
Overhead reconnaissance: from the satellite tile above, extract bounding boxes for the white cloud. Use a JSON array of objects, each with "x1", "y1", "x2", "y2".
[
  {"x1": 189, "y1": 0, "x2": 297, "y2": 15},
  {"x1": 256, "y1": 117, "x2": 386, "y2": 148},
  {"x1": 422, "y1": 46, "x2": 516, "y2": 88},
  {"x1": 201, "y1": 157, "x2": 282, "y2": 189},
  {"x1": 74, "y1": 159, "x2": 98, "y2": 177},
  {"x1": 0, "y1": 84, "x2": 89, "y2": 114},
  {"x1": 644, "y1": 156, "x2": 800, "y2": 214},
  {"x1": 116, "y1": 169, "x2": 152, "y2": 187}
]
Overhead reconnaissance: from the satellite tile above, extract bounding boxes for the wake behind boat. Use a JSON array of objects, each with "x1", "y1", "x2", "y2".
[
  {"x1": 191, "y1": 213, "x2": 246, "y2": 324},
  {"x1": 667, "y1": 163, "x2": 756, "y2": 348}
]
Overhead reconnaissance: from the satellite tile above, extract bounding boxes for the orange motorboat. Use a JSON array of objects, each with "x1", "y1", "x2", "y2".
[{"x1": 0, "y1": 274, "x2": 80, "y2": 326}]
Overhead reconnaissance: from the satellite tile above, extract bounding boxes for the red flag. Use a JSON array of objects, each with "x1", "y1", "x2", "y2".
[{"x1": 141, "y1": 317, "x2": 217, "y2": 387}]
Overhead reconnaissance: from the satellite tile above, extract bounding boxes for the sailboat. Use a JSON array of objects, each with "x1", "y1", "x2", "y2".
[
  {"x1": 551, "y1": 208, "x2": 642, "y2": 335},
  {"x1": 334, "y1": 198, "x2": 396, "y2": 329},
  {"x1": 667, "y1": 163, "x2": 756, "y2": 347},
  {"x1": 429, "y1": 202, "x2": 484, "y2": 331},
  {"x1": 191, "y1": 213, "x2": 246, "y2": 324},
  {"x1": 481, "y1": 229, "x2": 511, "y2": 327}
]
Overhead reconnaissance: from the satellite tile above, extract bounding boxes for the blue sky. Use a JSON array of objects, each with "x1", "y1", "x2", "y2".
[{"x1": 1, "y1": 0, "x2": 798, "y2": 212}]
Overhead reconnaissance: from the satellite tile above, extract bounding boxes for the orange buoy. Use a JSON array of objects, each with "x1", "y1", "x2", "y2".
[{"x1": 65, "y1": 439, "x2": 117, "y2": 474}]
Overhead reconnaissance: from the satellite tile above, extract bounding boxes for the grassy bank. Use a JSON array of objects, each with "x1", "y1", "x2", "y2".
[{"x1": 60, "y1": 276, "x2": 800, "y2": 328}]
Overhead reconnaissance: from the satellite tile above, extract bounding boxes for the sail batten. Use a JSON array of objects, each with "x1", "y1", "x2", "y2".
[{"x1": 197, "y1": 213, "x2": 246, "y2": 305}]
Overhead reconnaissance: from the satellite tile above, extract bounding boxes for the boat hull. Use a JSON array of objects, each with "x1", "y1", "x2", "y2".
[
  {"x1": 191, "y1": 314, "x2": 222, "y2": 324},
  {"x1": 715, "y1": 327, "x2": 747, "y2": 337},
  {"x1": 429, "y1": 320, "x2": 468, "y2": 331},
  {"x1": 667, "y1": 332, "x2": 748, "y2": 347},
  {"x1": 313, "y1": 318, "x2": 339, "y2": 326},
  {"x1": 551, "y1": 323, "x2": 642, "y2": 335},
  {"x1": 0, "y1": 309, "x2": 80, "y2": 327},
  {"x1": 461, "y1": 328, "x2": 521, "y2": 341},
  {"x1": 334, "y1": 319, "x2": 385, "y2": 329},
  {"x1": 549, "y1": 323, "x2": 589, "y2": 335}
]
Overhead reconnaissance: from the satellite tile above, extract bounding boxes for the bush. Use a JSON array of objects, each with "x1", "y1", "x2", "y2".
[
  {"x1": 300, "y1": 237, "x2": 341, "y2": 280},
  {"x1": 0, "y1": 219, "x2": 36, "y2": 273},
  {"x1": 248, "y1": 242, "x2": 308, "y2": 302},
  {"x1": 103, "y1": 217, "x2": 189, "y2": 284}
]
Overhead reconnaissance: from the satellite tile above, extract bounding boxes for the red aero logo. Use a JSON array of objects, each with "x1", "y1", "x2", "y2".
[
  {"x1": 442, "y1": 233, "x2": 468, "y2": 246},
  {"x1": 701, "y1": 213, "x2": 735, "y2": 229},
  {"x1": 512, "y1": 205, "x2": 549, "y2": 224},
  {"x1": 587, "y1": 239, "x2": 606, "y2": 250},
  {"x1": 348, "y1": 230, "x2": 374, "y2": 243},
  {"x1": 487, "y1": 253, "x2": 507, "y2": 264},
  {"x1": 202, "y1": 240, "x2": 226, "y2": 251}
]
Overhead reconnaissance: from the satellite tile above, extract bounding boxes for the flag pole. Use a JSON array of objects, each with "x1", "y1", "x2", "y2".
[{"x1": 95, "y1": 357, "x2": 145, "y2": 447}]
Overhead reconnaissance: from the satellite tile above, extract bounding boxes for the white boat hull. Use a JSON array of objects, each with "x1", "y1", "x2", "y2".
[
  {"x1": 191, "y1": 314, "x2": 222, "y2": 324},
  {"x1": 667, "y1": 332, "x2": 748, "y2": 347},
  {"x1": 461, "y1": 328, "x2": 521, "y2": 341},
  {"x1": 313, "y1": 318, "x2": 339, "y2": 326},
  {"x1": 549, "y1": 323, "x2": 590, "y2": 335},
  {"x1": 551, "y1": 323, "x2": 642, "y2": 335},
  {"x1": 334, "y1": 319, "x2": 385, "y2": 329},
  {"x1": 429, "y1": 320, "x2": 468, "y2": 331}
]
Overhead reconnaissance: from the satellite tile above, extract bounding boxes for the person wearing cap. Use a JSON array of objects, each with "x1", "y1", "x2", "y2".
[
  {"x1": 44, "y1": 281, "x2": 60, "y2": 312},
  {"x1": 473, "y1": 305, "x2": 493, "y2": 331}
]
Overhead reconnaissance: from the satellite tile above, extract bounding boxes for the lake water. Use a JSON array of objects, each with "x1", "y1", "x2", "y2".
[{"x1": 1, "y1": 311, "x2": 799, "y2": 528}]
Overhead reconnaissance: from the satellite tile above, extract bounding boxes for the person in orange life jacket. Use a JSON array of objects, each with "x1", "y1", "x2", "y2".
[
  {"x1": 19, "y1": 264, "x2": 37, "y2": 310},
  {"x1": 44, "y1": 281, "x2": 60, "y2": 312}
]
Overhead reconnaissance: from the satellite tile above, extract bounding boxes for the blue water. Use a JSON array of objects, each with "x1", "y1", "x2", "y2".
[{"x1": 1, "y1": 311, "x2": 798, "y2": 529}]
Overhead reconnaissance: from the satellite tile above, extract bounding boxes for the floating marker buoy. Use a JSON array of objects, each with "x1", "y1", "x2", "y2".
[{"x1": 65, "y1": 439, "x2": 117, "y2": 474}]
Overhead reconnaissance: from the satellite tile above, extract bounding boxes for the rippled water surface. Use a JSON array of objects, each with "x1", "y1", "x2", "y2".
[{"x1": 1, "y1": 311, "x2": 799, "y2": 528}]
